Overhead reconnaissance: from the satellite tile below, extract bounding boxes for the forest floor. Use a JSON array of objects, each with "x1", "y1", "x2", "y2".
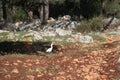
[{"x1": 0, "y1": 33, "x2": 120, "y2": 80}]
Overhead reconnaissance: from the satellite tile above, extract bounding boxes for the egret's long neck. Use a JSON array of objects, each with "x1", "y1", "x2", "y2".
[{"x1": 51, "y1": 44, "x2": 53, "y2": 48}]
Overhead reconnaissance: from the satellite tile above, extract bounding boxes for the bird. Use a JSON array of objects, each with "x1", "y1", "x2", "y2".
[{"x1": 46, "y1": 42, "x2": 54, "y2": 53}]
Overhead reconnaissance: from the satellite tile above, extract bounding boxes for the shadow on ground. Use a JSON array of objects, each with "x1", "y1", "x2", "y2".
[{"x1": 0, "y1": 41, "x2": 58, "y2": 55}]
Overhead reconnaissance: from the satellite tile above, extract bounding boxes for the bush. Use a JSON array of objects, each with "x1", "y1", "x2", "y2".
[
  {"x1": 80, "y1": 0, "x2": 102, "y2": 19},
  {"x1": 76, "y1": 16, "x2": 103, "y2": 33},
  {"x1": 105, "y1": 0, "x2": 120, "y2": 18},
  {"x1": 7, "y1": 7, "x2": 27, "y2": 22}
]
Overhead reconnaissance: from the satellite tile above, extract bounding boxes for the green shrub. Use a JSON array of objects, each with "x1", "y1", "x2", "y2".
[
  {"x1": 76, "y1": 16, "x2": 103, "y2": 33},
  {"x1": 7, "y1": 7, "x2": 27, "y2": 22},
  {"x1": 105, "y1": 0, "x2": 120, "y2": 18},
  {"x1": 80, "y1": 0, "x2": 102, "y2": 19},
  {"x1": 15, "y1": 8, "x2": 27, "y2": 21}
]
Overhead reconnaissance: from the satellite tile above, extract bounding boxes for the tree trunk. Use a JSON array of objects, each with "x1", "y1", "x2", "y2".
[
  {"x1": 2, "y1": 0, "x2": 7, "y2": 22},
  {"x1": 101, "y1": 0, "x2": 107, "y2": 14},
  {"x1": 12, "y1": 6, "x2": 16, "y2": 22},
  {"x1": 27, "y1": 10, "x2": 33, "y2": 22},
  {"x1": 44, "y1": 2, "x2": 49, "y2": 24},
  {"x1": 39, "y1": 0, "x2": 49, "y2": 25}
]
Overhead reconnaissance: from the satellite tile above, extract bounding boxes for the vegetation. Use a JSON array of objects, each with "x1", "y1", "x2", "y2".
[
  {"x1": 105, "y1": 0, "x2": 120, "y2": 18},
  {"x1": 0, "y1": 0, "x2": 120, "y2": 32},
  {"x1": 0, "y1": 0, "x2": 119, "y2": 21},
  {"x1": 76, "y1": 16, "x2": 103, "y2": 33}
]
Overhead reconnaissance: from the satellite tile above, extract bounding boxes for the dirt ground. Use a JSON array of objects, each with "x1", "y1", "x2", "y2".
[{"x1": 0, "y1": 35, "x2": 120, "y2": 80}]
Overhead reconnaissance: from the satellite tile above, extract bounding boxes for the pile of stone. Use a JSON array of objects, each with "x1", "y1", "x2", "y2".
[
  {"x1": 67, "y1": 33, "x2": 93, "y2": 43},
  {"x1": 8, "y1": 15, "x2": 77, "y2": 31},
  {"x1": 14, "y1": 19, "x2": 41, "y2": 31}
]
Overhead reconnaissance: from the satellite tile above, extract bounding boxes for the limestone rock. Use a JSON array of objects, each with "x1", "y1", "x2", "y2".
[
  {"x1": 42, "y1": 31, "x2": 57, "y2": 37},
  {"x1": 7, "y1": 32, "x2": 15, "y2": 40},
  {"x1": 11, "y1": 68, "x2": 19, "y2": 74},
  {"x1": 26, "y1": 75, "x2": 35, "y2": 80},
  {"x1": 78, "y1": 35, "x2": 93, "y2": 43},
  {"x1": 55, "y1": 28, "x2": 72, "y2": 36}
]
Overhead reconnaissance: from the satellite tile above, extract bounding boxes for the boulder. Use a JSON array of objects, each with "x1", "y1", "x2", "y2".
[
  {"x1": 42, "y1": 31, "x2": 57, "y2": 37},
  {"x1": 68, "y1": 21, "x2": 76, "y2": 29},
  {"x1": 23, "y1": 30, "x2": 43, "y2": 41},
  {"x1": 47, "y1": 17, "x2": 56, "y2": 23},
  {"x1": 7, "y1": 32, "x2": 15, "y2": 40},
  {"x1": 60, "y1": 15, "x2": 71, "y2": 21},
  {"x1": 0, "y1": 30, "x2": 9, "y2": 33},
  {"x1": 103, "y1": 17, "x2": 120, "y2": 26},
  {"x1": 55, "y1": 28, "x2": 72, "y2": 36},
  {"x1": 78, "y1": 35, "x2": 93, "y2": 43}
]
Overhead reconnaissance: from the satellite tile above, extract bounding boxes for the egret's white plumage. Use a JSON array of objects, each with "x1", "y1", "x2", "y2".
[{"x1": 46, "y1": 42, "x2": 53, "y2": 53}]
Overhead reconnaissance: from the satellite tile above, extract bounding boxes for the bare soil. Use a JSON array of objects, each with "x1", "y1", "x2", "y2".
[{"x1": 0, "y1": 35, "x2": 120, "y2": 80}]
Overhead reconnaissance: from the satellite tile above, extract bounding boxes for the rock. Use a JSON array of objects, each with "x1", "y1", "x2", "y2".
[
  {"x1": 35, "y1": 61, "x2": 40, "y2": 65},
  {"x1": 102, "y1": 61, "x2": 107, "y2": 64},
  {"x1": 109, "y1": 69, "x2": 115, "y2": 72},
  {"x1": 81, "y1": 66, "x2": 90, "y2": 73},
  {"x1": 71, "y1": 32, "x2": 82, "y2": 40},
  {"x1": 37, "y1": 74, "x2": 44, "y2": 77},
  {"x1": 100, "y1": 75, "x2": 107, "y2": 79},
  {"x1": 118, "y1": 57, "x2": 120, "y2": 63},
  {"x1": 23, "y1": 32, "x2": 34, "y2": 37},
  {"x1": 4, "y1": 61, "x2": 10, "y2": 66},
  {"x1": 56, "y1": 76, "x2": 66, "y2": 80},
  {"x1": 66, "y1": 38, "x2": 76, "y2": 43},
  {"x1": 58, "y1": 72, "x2": 65, "y2": 75},
  {"x1": 33, "y1": 19, "x2": 41, "y2": 26},
  {"x1": 4, "y1": 74, "x2": 11, "y2": 79},
  {"x1": 14, "y1": 19, "x2": 41, "y2": 31},
  {"x1": 73, "y1": 59, "x2": 79, "y2": 63},
  {"x1": 32, "y1": 31, "x2": 43, "y2": 41},
  {"x1": 68, "y1": 21, "x2": 76, "y2": 29},
  {"x1": 17, "y1": 60, "x2": 22, "y2": 63},
  {"x1": 0, "y1": 30, "x2": 9, "y2": 33},
  {"x1": 55, "y1": 28, "x2": 72, "y2": 36},
  {"x1": 11, "y1": 68, "x2": 19, "y2": 74},
  {"x1": 22, "y1": 37, "x2": 33, "y2": 42},
  {"x1": 42, "y1": 31, "x2": 57, "y2": 37},
  {"x1": 13, "y1": 63, "x2": 18, "y2": 66},
  {"x1": 7, "y1": 32, "x2": 15, "y2": 40},
  {"x1": 27, "y1": 63, "x2": 32, "y2": 66},
  {"x1": 103, "y1": 17, "x2": 119, "y2": 26},
  {"x1": 61, "y1": 15, "x2": 71, "y2": 21},
  {"x1": 26, "y1": 75, "x2": 35, "y2": 80},
  {"x1": 14, "y1": 21, "x2": 23, "y2": 27},
  {"x1": 118, "y1": 25, "x2": 120, "y2": 30},
  {"x1": 23, "y1": 30, "x2": 43, "y2": 41},
  {"x1": 47, "y1": 17, "x2": 56, "y2": 23},
  {"x1": 116, "y1": 57, "x2": 120, "y2": 71},
  {"x1": 67, "y1": 33, "x2": 93, "y2": 43},
  {"x1": 107, "y1": 31, "x2": 120, "y2": 35},
  {"x1": 78, "y1": 35, "x2": 93, "y2": 43}
]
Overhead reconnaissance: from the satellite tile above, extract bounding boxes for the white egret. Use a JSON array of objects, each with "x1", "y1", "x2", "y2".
[{"x1": 46, "y1": 42, "x2": 54, "y2": 53}]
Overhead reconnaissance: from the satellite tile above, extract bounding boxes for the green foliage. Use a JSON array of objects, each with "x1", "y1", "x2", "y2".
[
  {"x1": 15, "y1": 8, "x2": 27, "y2": 21},
  {"x1": 7, "y1": 7, "x2": 27, "y2": 21},
  {"x1": 1, "y1": 0, "x2": 120, "y2": 22},
  {"x1": 76, "y1": 16, "x2": 103, "y2": 33},
  {"x1": 49, "y1": 0, "x2": 80, "y2": 19},
  {"x1": 80, "y1": 0, "x2": 102, "y2": 19},
  {"x1": 89, "y1": 34, "x2": 106, "y2": 42},
  {"x1": 105, "y1": 0, "x2": 120, "y2": 18},
  {"x1": 49, "y1": 0, "x2": 65, "y2": 4}
]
